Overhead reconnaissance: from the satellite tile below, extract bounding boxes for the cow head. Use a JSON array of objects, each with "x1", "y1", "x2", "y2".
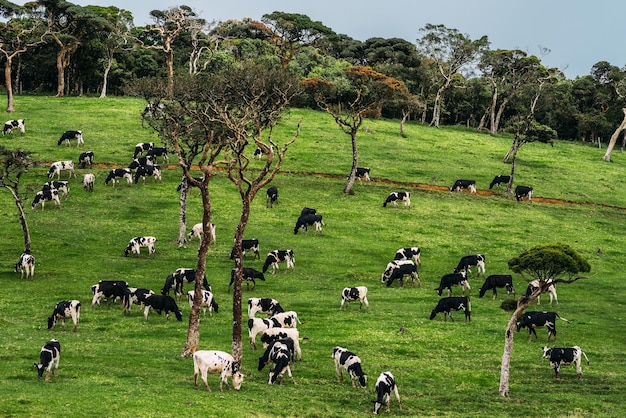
[
  {"x1": 34, "y1": 363, "x2": 45, "y2": 378},
  {"x1": 542, "y1": 346, "x2": 553, "y2": 359},
  {"x1": 478, "y1": 286, "x2": 487, "y2": 298},
  {"x1": 231, "y1": 365, "x2": 244, "y2": 390},
  {"x1": 47, "y1": 315, "x2": 56, "y2": 330}
]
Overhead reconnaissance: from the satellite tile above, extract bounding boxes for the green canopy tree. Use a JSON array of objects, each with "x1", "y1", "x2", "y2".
[{"x1": 499, "y1": 243, "x2": 591, "y2": 397}]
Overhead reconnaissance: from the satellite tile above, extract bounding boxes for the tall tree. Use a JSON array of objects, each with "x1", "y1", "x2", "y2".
[
  {"x1": 417, "y1": 24, "x2": 489, "y2": 127},
  {"x1": 0, "y1": 146, "x2": 33, "y2": 254},
  {"x1": 499, "y1": 243, "x2": 590, "y2": 397}
]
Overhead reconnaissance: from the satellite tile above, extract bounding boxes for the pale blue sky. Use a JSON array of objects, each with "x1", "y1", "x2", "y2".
[{"x1": 71, "y1": 0, "x2": 624, "y2": 79}]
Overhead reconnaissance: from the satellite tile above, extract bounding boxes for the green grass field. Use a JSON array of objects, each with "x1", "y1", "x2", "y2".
[{"x1": 0, "y1": 96, "x2": 625, "y2": 417}]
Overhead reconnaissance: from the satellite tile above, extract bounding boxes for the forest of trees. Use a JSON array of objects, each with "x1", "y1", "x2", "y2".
[{"x1": 2, "y1": 0, "x2": 626, "y2": 145}]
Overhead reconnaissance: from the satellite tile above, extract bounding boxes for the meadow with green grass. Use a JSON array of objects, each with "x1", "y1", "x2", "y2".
[{"x1": 1, "y1": 96, "x2": 625, "y2": 417}]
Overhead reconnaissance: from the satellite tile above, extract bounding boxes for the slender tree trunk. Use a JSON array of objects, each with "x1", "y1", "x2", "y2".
[
  {"x1": 493, "y1": 98, "x2": 510, "y2": 134},
  {"x1": 99, "y1": 54, "x2": 113, "y2": 99},
  {"x1": 177, "y1": 178, "x2": 188, "y2": 246},
  {"x1": 506, "y1": 137, "x2": 523, "y2": 194},
  {"x1": 232, "y1": 198, "x2": 252, "y2": 366},
  {"x1": 4, "y1": 56, "x2": 15, "y2": 112},
  {"x1": 603, "y1": 108, "x2": 626, "y2": 162},
  {"x1": 488, "y1": 87, "x2": 498, "y2": 134},
  {"x1": 4, "y1": 185, "x2": 31, "y2": 252},
  {"x1": 56, "y1": 48, "x2": 67, "y2": 97},
  {"x1": 400, "y1": 109, "x2": 410, "y2": 137},
  {"x1": 343, "y1": 129, "x2": 359, "y2": 194},
  {"x1": 430, "y1": 86, "x2": 445, "y2": 127}
]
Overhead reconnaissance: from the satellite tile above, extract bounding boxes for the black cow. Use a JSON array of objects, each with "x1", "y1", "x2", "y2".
[
  {"x1": 435, "y1": 272, "x2": 469, "y2": 296},
  {"x1": 515, "y1": 185, "x2": 533, "y2": 201},
  {"x1": 3, "y1": 119, "x2": 25, "y2": 135},
  {"x1": 34, "y1": 339, "x2": 61, "y2": 381},
  {"x1": 393, "y1": 247, "x2": 421, "y2": 265},
  {"x1": 294, "y1": 213, "x2": 324, "y2": 235},
  {"x1": 450, "y1": 179, "x2": 476, "y2": 193},
  {"x1": 266, "y1": 186, "x2": 278, "y2": 208},
  {"x1": 381, "y1": 260, "x2": 420, "y2": 287},
  {"x1": 478, "y1": 274, "x2": 515, "y2": 299},
  {"x1": 516, "y1": 311, "x2": 570, "y2": 342},
  {"x1": 146, "y1": 147, "x2": 168, "y2": 163},
  {"x1": 143, "y1": 294, "x2": 183, "y2": 321},
  {"x1": 248, "y1": 297, "x2": 284, "y2": 319},
  {"x1": 47, "y1": 300, "x2": 81, "y2": 332},
  {"x1": 133, "y1": 142, "x2": 154, "y2": 159},
  {"x1": 489, "y1": 174, "x2": 510, "y2": 189},
  {"x1": 77, "y1": 151, "x2": 94, "y2": 168},
  {"x1": 262, "y1": 250, "x2": 295, "y2": 274},
  {"x1": 542, "y1": 346, "x2": 589, "y2": 379},
  {"x1": 91, "y1": 280, "x2": 130, "y2": 307},
  {"x1": 332, "y1": 346, "x2": 367, "y2": 388},
  {"x1": 229, "y1": 267, "x2": 265, "y2": 292},
  {"x1": 454, "y1": 254, "x2": 485, "y2": 276},
  {"x1": 258, "y1": 338, "x2": 296, "y2": 384},
  {"x1": 383, "y1": 192, "x2": 410, "y2": 208},
  {"x1": 355, "y1": 167, "x2": 371, "y2": 182},
  {"x1": 105, "y1": 168, "x2": 132, "y2": 186},
  {"x1": 300, "y1": 207, "x2": 316, "y2": 216},
  {"x1": 58, "y1": 130, "x2": 83, "y2": 146},
  {"x1": 230, "y1": 238, "x2": 260, "y2": 260},
  {"x1": 161, "y1": 268, "x2": 211, "y2": 299},
  {"x1": 373, "y1": 371, "x2": 402, "y2": 415},
  {"x1": 429, "y1": 296, "x2": 471, "y2": 322}
]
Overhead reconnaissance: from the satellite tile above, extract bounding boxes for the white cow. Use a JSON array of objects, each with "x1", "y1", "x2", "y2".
[
  {"x1": 124, "y1": 236, "x2": 156, "y2": 257},
  {"x1": 83, "y1": 173, "x2": 95, "y2": 192},
  {"x1": 193, "y1": 350, "x2": 243, "y2": 391},
  {"x1": 186, "y1": 222, "x2": 216, "y2": 245}
]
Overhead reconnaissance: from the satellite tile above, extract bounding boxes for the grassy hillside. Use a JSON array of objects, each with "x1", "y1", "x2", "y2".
[{"x1": 0, "y1": 96, "x2": 625, "y2": 417}]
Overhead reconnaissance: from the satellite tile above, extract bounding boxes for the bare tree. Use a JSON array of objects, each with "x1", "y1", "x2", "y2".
[{"x1": 0, "y1": 147, "x2": 33, "y2": 253}]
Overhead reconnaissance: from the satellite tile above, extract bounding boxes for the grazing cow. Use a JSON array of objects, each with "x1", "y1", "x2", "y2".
[
  {"x1": 229, "y1": 267, "x2": 265, "y2": 292},
  {"x1": 450, "y1": 179, "x2": 476, "y2": 193},
  {"x1": 515, "y1": 185, "x2": 533, "y2": 201},
  {"x1": 478, "y1": 274, "x2": 515, "y2": 299},
  {"x1": 542, "y1": 346, "x2": 589, "y2": 379},
  {"x1": 15, "y1": 251, "x2": 35, "y2": 278},
  {"x1": 248, "y1": 298, "x2": 284, "y2": 319},
  {"x1": 293, "y1": 213, "x2": 324, "y2": 235},
  {"x1": 526, "y1": 279, "x2": 558, "y2": 305},
  {"x1": 248, "y1": 317, "x2": 283, "y2": 348},
  {"x1": 128, "y1": 156, "x2": 154, "y2": 171},
  {"x1": 104, "y1": 168, "x2": 132, "y2": 186},
  {"x1": 186, "y1": 223, "x2": 216, "y2": 245},
  {"x1": 176, "y1": 175, "x2": 204, "y2": 192},
  {"x1": 31, "y1": 189, "x2": 60, "y2": 209},
  {"x1": 187, "y1": 289, "x2": 219, "y2": 316},
  {"x1": 134, "y1": 164, "x2": 162, "y2": 184},
  {"x1": 259, "y1": 338, "x2": 296, "y2": 384},
  {"x1": 42, "y1": 181, "x2": 69, "y2": 199},
  {"x1": 193, "y1": 350, "x2": 243, "y2": 392},
  {"x1": 162, "y1": 268, "x2": 211, "y2": 299},
  {"x1": 3, "y1": 119, "x2": 25, "y2": 135},
  {"x1": 77, "y1": 151, "x2": 94, "y2": 168},
  {"x1": 340, "y1": 286, "x2": 369, "y2": 310},
  {"x1": 435, "y1": 272, "x2": 470, "y2": 296},
  {"x1": 124, "y1": 236, "x2": 156, "y2": 257},
  {"x1": 133, "y1": 142, "x2": 154, "y2": 159},
  {"x1": 355, "y1": 167, "x2": 371, "y2": 182},
  {"x1": 47, "y1": 300, "x2": 81, "y2": 332},
  {"x1": 332, "y1": 346, "x2": 367, "y2": 388},
  {"x1": 47, "y1": 161, "x2": 75, "y2": 179},
  {"x1": 381, "y1": 260, "x2": 420, "y2": 287},
  {"x1": 146, "y1": 147, "x2": 168, "y2": 163},
  {"x1": 83, "y1": 173, "x2": 95, "y2": 192},
  {"x1": 122, "y1": 287, "x2": 155, "y2": 314},
  {"x1": 34, "y1": 339, "x2": 61, "y2": 381},
  {"x1": 266, "y1": 185, "x2": 278, "y2": 208},
  {"x1": 516, "y1": 311, "x2": 570, "y2": 342},
  {"x1": 489, "y1": 174, "x2": 511, "y2": 189},
  {"x1": 91, "y1": 280, "x2": 130, "y2": 307},
  {"x1": 58, "y1": 130, "x2": 84, "y2": 147},
  {"x1": 383, "y1": 192, "x2": 411, "y2": 208},
  {"x1": 270, "y1": 311, "x2": 301, "y2": 328},
  {"x1": 143, "y1": 294, "x2": 183, "y2": 321},
  {"x1": 454, "y1": 254, "x2": 485, "y2": 276},
  {"x1": 253, "y1": 145, "x2": 273, "y2": 160},
  {"x1": 260, "y1": 328, "x2": 302, "y2": 362},
  {"x1": 429, "y1": 296, "x2": 471, "y2": 322},
  {"x1": 262, "y1": 250, "x2": 295, "y2": 274},
  {"x1": 373, "y1": 372, "x2": 402, "y2": 415},
  {"x1": 394, "y1": 247, "x2": 421, "y2": 265},
  {"x1": 230, "y1": 238, "x2": 260, "y2": 260},
  {"x1": 300, "y1": 207, "x2": 316, "y2": 216}
]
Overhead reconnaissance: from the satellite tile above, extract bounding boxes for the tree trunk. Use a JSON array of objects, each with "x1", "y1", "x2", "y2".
[
  {"x1": 55, "y1": 48, "x2": 67, "y2": 97},
  {"x1": 4, "y1": 56, "x2": 15, "y2": 113},
  {"x1": 493, "y1": 98, "x2": 510, "y2": 134},
  {"x1": 430, "y1": 85, "x2": 445, "y2": 127},
  {"x1": 506, "y1": 136, "x2": 523, "y2": 194},
  {"x1": 488, "y1": 86, "x2": 498, "y2": 134},
  {"x1": 232, "y1": 198, "x2": 252, "y2": 367},
  {"x1": 99, "y1": 54, "x2": 112, "y2": 99},
  {"x1": 177, "y1": 178, "x2": 188, "y2": 246},
  {"x1": 603, "y1": 108, "x2": 626, "y2": 162},
  {"x1": 343, "y1": 129, "x2": 359, "y2": 194},
  {"x1": 400, "y1": 109, "x2": 409, "y2": 137},
  {"x1": 4, "y1": 185, "x2": 31, "y2": 252}
]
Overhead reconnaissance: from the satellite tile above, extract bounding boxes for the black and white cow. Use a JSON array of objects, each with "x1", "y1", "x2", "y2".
[
  {"x1": 429, "y1": 296, "x2": 471, "y2": 322},
  {"x1": 229, "y1": 267, "x2": 265, "y2": 292},
  {"x1": 186, "y1": 222, "x2": 216, "y2": 244},
  {"x1": 133, "y1": 142, "x2": 154, "y2": 159},
  {"x1": 454, "y1": 254, "x2": 485, "y2": 276},
  {"x1": 3, "y1": 119, "x2": 25, "y2": 135},
  {"x1": 83, "y1": 173, "x2": 95, "y2": 192},
  {"x1": 58, "y1": 130, "x2": 83, "y2": 147},
  {"x1": 32, "y1": 188, "x2": 60, "y2": 209},
  {"x1": 293, "y1": 213, "x2": 324, "y2": 235},
  {"x1": 124, "y1": 236, "x2": 156, "y2": 257},
  {"x1": 542, "y1": 346, "x2": 589, "y2": 379},
  {"x1": 42, "y1": 181, "x2": 69, "y2": 199},
  {"x1": 332, "y1": 346, "x2": 367, "y2": 388},
  {"x1": 516, "y1": 311, "x2": 570, "y2": 342},
  {"x1": 187, "y1": 289, "x2": 219, "y2": 316},
  {"x1": 248, "y1": 317, "x2": 283, "y2": 348},
  {"x1": 128, "y1": 156, "x2": 154, "y2": 171},
  {"x1": 248, "y1": 298, "x2": 284, "y2": 319},
  {"x1": 435, "y1": 272, "x2": 470, "y2": 296},
  {"x1": 478, "y1": 274, "x2": 515, "y2": 299},
  {"x1": 146, "y1": 147, "x2": 168, "y2": 163},
  {"x1": 176, "y1": 175, "x2": 204, "y2": 192},
  {"x1": 161, "y1": 268, "x2": 211, "y2": 299},
  {"x1": 355, "y1": 167, "x2": 371, "y2": 182},
  {"x1": 259, "y1": 338, "x2": 296, "y2": 384},
  {"x1": 104, "y1": 168, "x2": 132, "y2": 186},
  {"x1": 393, "y1": 247, "x2": 421, "y2": 265},
  {"x1": 260, "y1": 328, "x2": 302, "y2": 362},
  {"x1": 515, "y1": 185, "x2": 533, "y2": 201},
  {"x1": 381, "y1": 260, "x2": 420, "y2": 287},
  {"x1": 383, "y1": 192, "x2": 411, "y2": 208},
  {"x1": 262, "y1": 250, "x2": 295, "y2": 274},
  {"x1": 300, "y1": 207, "x2": 316, "y2": 216},
  {"x1": 253, "y1": 145, "x2": 273, "y2": 160},
  {"x1": 143, "y1": 294, "x2": 183, "y2": 321},
  {"x1": 270, "y1": 311, "x2": 301, "y2": 328},
  {"x1": 266, "y1": 185, "x2": 278, "y2": 208},
  {"x1": 134, "y1": 164, "x2": 162, "y2": 184},
  {"x1": 193, "y1": 350, "x2": 244, "y2": 391},
  {"x1": 47, "y1": 300, "x2": 81, "y2": 332},
  {"x1": 489, "y1": 174, "x2": 511, "y2": 189},
  {"x1": 230, "y1": 238, "x2": 260, "y2": 260},
  {"x1": 526, "y1": 279, "x2": 558, "y2": 305},
  {"x1": 373, "y1": 371, "x2": 402, "y2": 415},
  {"x1": 450, "y1": 179, "x2": 476, "y2": 193},
  {"x1": 48, "y1": 161, "x2": 75, "y2": 179},
  {"x1": 34, "y1": 339, "x2": 61, "y2": 381},
  {"x1": 91, "y1": 280, "x2": 130, "y2": 307},
  {"x1": 340, "y1": 286, "x2": 369, "y2": 310},
  {"x1": 77, "y1": 151, "x2": 94, "y2": 168},
  {"x1": 15, "y1": 251, "x2": 35, "y2": 279},
  {"x1": 122, "y1": 287, "x2": 155, "y2": 314}
]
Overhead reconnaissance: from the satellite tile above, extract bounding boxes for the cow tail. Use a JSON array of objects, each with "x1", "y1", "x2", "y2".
[
  {"x1": 581, "y1": 350, "x2": 590, "y2": 365},
  {"x1": 556, "y1": 313, "x2": 570, "y2": 323}
]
